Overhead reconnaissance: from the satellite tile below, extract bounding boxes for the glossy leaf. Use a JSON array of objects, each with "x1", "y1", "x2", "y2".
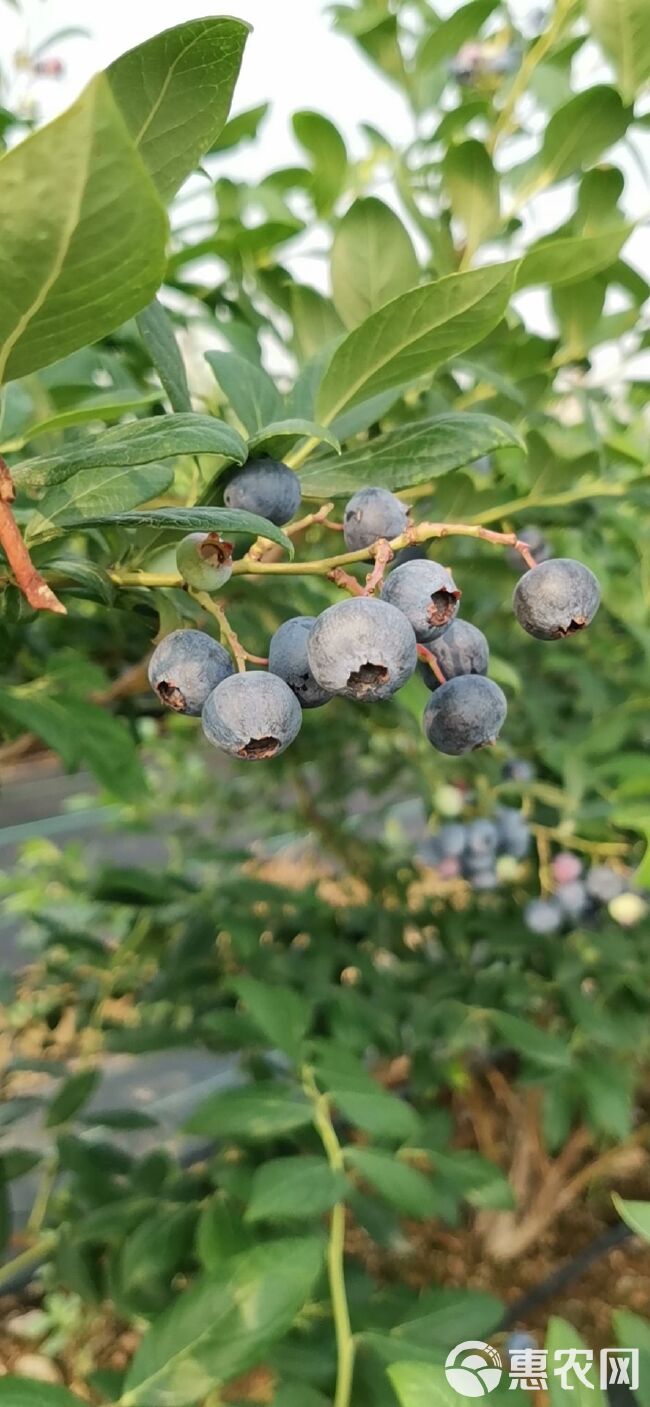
[
  {"x1": 587, "y1": 0, "x2": 650, "y2": 102},
  {"x1": 68, "y1": 506, "x2": 292, "y2": 555},
  {"x1": 1, "y1": 391, "x2": 161, "y2": 452},
  {"x1": 0, "y1": 1387, "x2": 87, "y2": 1407},
  {"x1": 331, "y1": 197, "x2": 419, "y2": 328},
  {"x1": 316, "y1": 262, "x2": 516, "y2": 424},
  {"x1": 346, "y1": 1147, "x2": 440, "y2": 1218},
  {"x1": 205, "y1": 349, "x2": 284, "y2": 434},
  {"x1": 246, "y1": 1157, "x2": 347, "y2": 1222},
  {"x1": 137, "y1": 299, "x2": 192, "y2": 413},
  {"x1": 442, "y1": 140, "x2": 500, "y2": 257},
  {"x1": 184, "y1": 1084, "x2": 313, "y2": 1139},
  {"x1": 27, "y1": 461, "x2": 173, "y2": 542},
  {"x1": 0, "y1": 76, "x2": 167, "y2": 385},
  {"x1": 300, "y1": 412, "x2": 522, "y2": 497},
  {"x1": 13, "y1": 415, "x2": 247, "y2": 493},
  {"x1": 517, "y1": 225, "x2": 632, "y2": 288},
  {"x1": 248, "y1": 419, "x2": 341, "y2": 460},
  {"x1": 536, "y1": 85, "x2": 630, "y2": 187},
  {"x1": 122, "y1": 1238, "x2": 324, "y2": 1405},
  {"x1": 106, "y1": 18, "x2": 250, "y2": 201}
]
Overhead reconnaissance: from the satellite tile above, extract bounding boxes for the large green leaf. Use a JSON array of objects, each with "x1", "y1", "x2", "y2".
[
  {"x1": 0, "y1": 1386, "x2": 87, "y2": 1407},
  {"x1": 331, "y1": 197, "x2": 420, "y2": 329},
  {"x1": 106, "y1": 18, "x2": 250, "y2": 202},
  {"x1": 13, "y1": 415, "x2": 247, "y2": 493},
  {"x1": 0, "y1": 692, "x2": 146, "y2": 802},
  {"x1": 416, "y1": 0, "x2": 499, "y2": 73},
  {"x1": 184, "y1": 1084, "x2": 313, "y2": 1139},
  {"x1": 0, "y1": 75, "x2": 167, "y2": 385},
  {"x1": 316, "y1": 262, "x2": 515, "y2": 425},
  {"x1": 517, "y1": 225, "x2": 632, "y2": 289},
  {"x1": 587, "y1": 0, "x2": 650, "y2": 103},
  {"x1": 67, "y1": 506, "x2": 292, "y2": 555},
  {"x1": 442, "y1": 141, "x2": 500, "y2": 258},
  {"x1": 46, "y1": 1069, "x2": 99, "y2": 1127},
  {"x1": 136, "y1": 299, "x2": 192, "y2": 413},
  {"x1": 535, "y1": 85, "x2": 631, "y2": 188},
  {"x1": 292, "y1": 110, "x2": 347, "y2": 216},
  {"x1": 232, "y1": 976, "x2": 311, "y2": 1061},
  {"x1": 291, "y1": 285, "x2": 345, "y2": 363},
  {"x1": 345, "y1": 1147, "x2": 440, "y2": 1218},
  {"x1": 614, "y1": 1310, "x2": 650, "y2": 1407},
  {"x1": 205, "y1": 349, "x2": 284, "y2": 434},
  {"x1": 27, "y1": 461, "x2": 173, "y2": 542},
  {"x1": 389, "y1": 1362, "x2": 460, "y2": 1407},
  {"x1": 300, "y1": 412, "x2": 522, "y2": 496},
  {"x1": 1, "y1": 391, "x2": 161, "y2": 452},
  {"x1": 547, "y1": 1318, "x2": 607, "y2": 1407},
  {"x1": 246, "y1": 1157, "x2": 347, "y2": 1223},
  {"x1": 491, "y1": 1012, "x2": 571, "y2": 1069},
  {"x1": 248, "y1": 419, "x2": 341, "y2": 460},
  {"x1": 121, "y1": 1238, "x2": 323, "y2": 1406}
]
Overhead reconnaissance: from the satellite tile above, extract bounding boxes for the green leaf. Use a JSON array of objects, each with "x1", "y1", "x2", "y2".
[
  {"x1": 491, "y1": 1012, "x2": 571, "y2": 1069},
  {"x1": 535, "y1": 85, "x2": 631, "y2": 188},
  {"x1": 0, "y1": 75, "x2": 167, "y2": 385},
  {"x1": 121, "y1": 1238, "x2": 323, "y2": 1406},
  {"x1": 547, "y1": 1317, "x2": 607, "y2": 1407},
  {"x1": 1, "y1": 391, "x2": 161, "y2": 452},
  {"x1": 291, "y1": 285, "x2": 345, "y2": 363},
  {"x1": 205, "y1": 349, "x2": 284, "y2": 434},
  {"x1": 136, "y1": 299, "x2": 192, "y2": 413},
  {"x1": 292, "y1": 111, "x2": 347, "y2": 216},
  {"x1": 442, "y1": 140, "x2": 500, "y2": 258},
  {"x1": 46, "y1": 1069, "x2": 99, "y2": 1127},
  {"x1": 0, "y1": 1387, "x2": 87, "y2": 1407},
  {"x1": 80, "y1": 1108, "x2": 158, "y2": 1130},
  {"x1": 106, "y1": 18, "x2": 250, "y2": 202},
  {"x1": 331, "y1": 197, "x2": 419, "y2": 329},
  {"x1": 196, "y1": 1197, "x2": 252, "y2": 1269},
  {"x1": 389, "y1": 1362, "x2": 460, "y2": 1407},
  {"x1": 248, "y1": 419, "x2": 341, "y2": 460},
  {"x1": 115, "y1": 1207, "x2": 197, "y2": 1315},
  {"x1": 578, "y1": 1058, "x2": 633, "y2": 1140},
  {"x1": 300, "y1": 412, "x2": 522, "y2": 497},
  {"x1": 587, "y1": 0, "x2": 650, "y2": 103},
  {"x1": 517, "y1": 225, "x2": 632, "y2": 289},
  {"x1": 393, "y1": 1288, "x2": 503, "y2": 1349},
  {"x1": 345, "y1": 1147, "x2": 439, "y2": 1218},
  {"x1": 232, "y1": 976, "x2": 310, "y2": 1061},
  {"x1": 0, "y1": 1178, "x2": 10, "y2": 1254},
  {"x1": 416, "y1": 0, "x2": 499, "y2": 73},
  {"x1": 246, "y1": 1157, "x2": 347, "y2": 1223},
  {"x1": 184, "y1": 1084, "x2": 313, "y2": 1139},
  {"x1": 210, "y1": 101, "x2": 269, "y2": 153},
  {"x1": 613, "y1": 1310, "x2": 650, "y2": 1407},
  {"x1": 333, "y1": 1088, "x2": 420, "y2": 1143},
  {"x1": 0, "y1": 1149, "x2": 41, "y2": 1180},
  {"x1": 13, "y1": 415, "x2": 247, "y2": 493},
  {"x1": 316, "y1": 262, "x2": 516, "y2": 425},
  {"x1": 613, "y1": 1193, "x2": 650, "y2": 1241},
  {"x1": 27, "y1": 461, "x2": 173, "y2": 542},
  {"x1": 0, "y1": 692, "x2": 146, "y2": 802},
  {"x1": 68, "y1": 506, "x2": 292, "y2": 556}
]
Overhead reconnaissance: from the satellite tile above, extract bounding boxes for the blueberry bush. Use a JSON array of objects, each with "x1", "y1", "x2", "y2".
[{"x1": 1, "y1": 1, "x2": 650, "y2": 1403}]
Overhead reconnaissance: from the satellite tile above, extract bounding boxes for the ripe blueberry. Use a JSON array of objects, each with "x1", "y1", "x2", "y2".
[
  {"x1": 495, "y1": 808, "x2": 531, "y2": 859},
  {"x1": 502, "y1": 757, "x2": 535, "y2": 783},
  {"x1": 513, "y1": 558, "x2": 600, "y2": 640},
  {"x1": 308, "y1": 597, "x2": 417, "y2": 702},
  {"x1": 268, "y1": 617, "x2": 333, "y2": 710},
  {"x1": 470, "y1": 867, "x2": 499, "y2": 891},
  {"x1": 585, "y1": 865, "x2": 627, "y2": 903},
  {"x1": 524, "y1": 897, "x2": 563, "y2": 935},
  {"x1": 506, "y1": 524, "x2": 553, "y2": 573},
  {"x1": 224, "y1": 458, "x2": 301, "y2": 526},
  {"x1": 176, "y1": 533, "x2": 233, "y2": 591},
  {"x1": 465, "y1": 818, "x2": 498, "y2": 860},
  {"x1": 391, "y1": 543, "x2": 429, "y2": 569},
  {"x1": 202, "y1": 671, "x2": 302, "y2": 760},
  {"x1": 555, "y1": 879, "x2": 589, "y2": 921},
  {"x1": 437, "y1": 822, "x2": 467, "y2": 858},
  {"x1": 381, "y1": 559, "x2": 461, "y2": 641},
  {"x1": 343, "y1": 487, "x2": 408, "y2": 551},
  {"x1": 423, "y1": 675, "x2": 507, "y2": 755},
  {"x1": 418, "y1": 619, "x2": 488, "y2": 690},
  {"x1": 148, "y1": 629, "x2": 233, "y2": 716}
]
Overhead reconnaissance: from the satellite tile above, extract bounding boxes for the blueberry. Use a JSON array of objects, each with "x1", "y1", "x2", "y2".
[
  {"x1": 418, "y1": 619, "x2": 488, "y2": 690},
  {"x1": 308, "y1": 597, "x2": 417, "y2": 702},
  {"x1": 437, "y1": 823, "x2": 467, "y2": 858},
  {"x1": 391, "y1": 544, "x2": 429, "y2": 569},
  {"x1": 465, "y1": 818, "x2": 498, "y2": 860},
  {"x1": 585, "y1": 865, "x2": 627, "y2": 903},
  {"x1": 471, "y1": 868, "x2": 499, "y2": 891},
  {"x1": 506, "y1": 525, "x2": 553, "y2": 573},
  {"x1": 423, "y1": 675, "x2": 507, "y2": 755},
  {"x1": 224, "y1": 458, "x2": 301, "y2": 526},
  {"x1": 343, "y1": 487, "x2": 408, "y2": 552},
  {"x1": 555, "y1": 879, "x2": 589, "y2": 921},
  {"x1": 268, "y1": 617, "x2": 332, "y2": 710},
  {"x1": 524, "y1": 897, "x2": 563, "y2": 934},
  {"x1": 176, "y1": 533, "x2": 233, "y2": 592},
  {"x1": 202, "y1": 671, "x2": 302, "y2": 760},
  {"x1": 381, "y1": 559, "x2": 460, "y2": 641},
  {"x1": 502, "y1": 757, "x2": 535, "y2": 783},
  {"x1": 551, "y1": 852, "x2": 583, "y2": 885},
  {"x1": 148, "y1": 629, "x2": 234, "y2": 715},
  {"x1": 513, "y1": 558, "x2": 600, "y2": 640},
  {"x1": 495, "y1": 807, "x2": 531, "y2": 858}
]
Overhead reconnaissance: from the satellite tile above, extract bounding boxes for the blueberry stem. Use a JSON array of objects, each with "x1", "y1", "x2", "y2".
[
  {"x1": 417, "y1": 643, "x2": 447, "y2": 686},
  {"x1": 530, "y1": 823, "x2": 629, "y2": 858},
  {"x1": 247, "y1": 501, "x2": 338, "y2": 562},
  {"x1": 189, "y1": 590, "x2": 268, "y2": 673}
]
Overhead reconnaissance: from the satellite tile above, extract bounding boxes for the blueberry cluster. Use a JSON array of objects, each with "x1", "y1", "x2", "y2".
[
  {"x1": 420, "y1": 806, "x2": 531, "y2": 891},
  {"x1": 525, "y1": 855, "x2": 648, "y2": 933},
  {"x1": 148, "y1": 468, "x2": 601, "y2": 764}
]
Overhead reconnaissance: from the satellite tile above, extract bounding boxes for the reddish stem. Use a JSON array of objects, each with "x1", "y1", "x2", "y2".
[
  {"x1": 417, "y1": 643, "x2": 446, "y2": 686},
  {"x1": 364, "y1": 538, "x2": 394, "y2": 593},
  {"x1": 0, "y1": 458, "x2": 66, "y2": 615},
  {"x1": 328, "y1": 567, "x2": 366, "y2": 596}
]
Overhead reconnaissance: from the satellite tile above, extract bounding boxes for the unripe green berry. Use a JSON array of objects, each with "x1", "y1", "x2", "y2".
[
  {"x1": 176, "y1": 533, "x2": 233, "y2": 591},
  {"x1": 608, "y1": 892, "x2": 648, "y2": 927}
]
